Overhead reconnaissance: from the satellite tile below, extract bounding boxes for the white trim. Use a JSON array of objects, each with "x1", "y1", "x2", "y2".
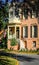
[
  {"x1": 23, "y1": 27, "x2": 25, "y2": 38},
  {"x1": 32, "y1": 26, "x2": 34, "y2": 38}
]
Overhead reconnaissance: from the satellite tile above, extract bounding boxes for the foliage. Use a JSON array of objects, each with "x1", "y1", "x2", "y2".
[
  {"x1": 19, "y1": 48, "x2": 28, "y2": 52},
  {"x1": 0, "y1": 1, "x2": 9, "y2": 31},
  {"x1": 19, "y1": 48, "x2": 38, "y2": 53},
  {"x1": 0, "y1": 31, "x2": 7, "y2": 49},
  {"x1": 1, "y1": 37, "x2": 7, "y2": 48},
  {"x1": 11, "y1": 38, "x2": 18, "y2": 46},
  {"x1": 37, "y1": 52, "x2": 39, "y2": 55},
  {"x1": 28, "y1": 49, "x2": 37, "y2": 53},
  {"x1": 0, "y1": 0, "x2": 8, "y2": 48}
]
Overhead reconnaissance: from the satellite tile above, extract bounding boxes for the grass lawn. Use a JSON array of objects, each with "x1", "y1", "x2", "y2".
[{"x1": 0, "y1": 56, "x2": 19, "y2": 65}]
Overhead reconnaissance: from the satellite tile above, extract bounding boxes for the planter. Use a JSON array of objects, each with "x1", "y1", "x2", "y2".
[{"x1": 10, "y1": 44, "x2": 18, "y2": 50}]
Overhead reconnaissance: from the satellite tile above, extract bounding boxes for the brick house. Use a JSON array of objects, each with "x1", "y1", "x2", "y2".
[{"x1": 7, "y1": 2, "x2": 39, "y2": 50}]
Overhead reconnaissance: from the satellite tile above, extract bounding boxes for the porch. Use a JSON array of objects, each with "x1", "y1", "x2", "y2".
[
  {"x1": 7, "y1": 24, "x2": 27, "y2": 50},
  {"x1": 8, "y1": 24, "x2": 21, "y2": 39}
]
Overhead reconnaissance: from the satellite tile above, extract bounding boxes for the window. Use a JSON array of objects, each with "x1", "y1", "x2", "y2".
[
  {"x1": 10, "y1": 11, "x2": 13, "y2": 17},
  {"x1": 32, "y1": 11, "x2": 36, "y2": 18},
  {"x1": 29, "y1": 9, "x2": 32, "y2": 18},
  {"x1": 16, "y1": 27, "x2": 19, "y2": 38},
  {"x1": 33, "y1": 41, "x2": 36, "y2": 47},
  {"x1": 23, "y1": 26, "x2": 28, "y2": 38},
  {"x1": 9, "y1": 27, "x2": 15, "y2": 35},
  {"x1": 24, "y1": 8, "x2": 28, "y2": 19},
  {"x1": 15, "y1": 7, "x2": 20, "y2": 18},
  {"x1": 30, "y1": 26, "x2": 38, "y2": 38}
]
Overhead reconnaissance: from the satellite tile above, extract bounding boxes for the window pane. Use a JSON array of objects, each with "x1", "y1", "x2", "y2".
[
  {"x1": 9, "y1": 27, "x2": 15, "y2": 35},
  {"x1": 24, "y1": 8, "x2": 28, "y2": 19},
  {"x1": 16, "y1": 27, "x2": 19, "y2": 38},
  {"x1": 10, "y1": 11, "x2": 13, "y2": 17},
  {"x1": 30, "y1": 26, "x2": 38, "y2": 38},
  {"x1": 33, "y1": 41, "x2": 36, "y2": 47},
  {"x1": 23, "y1": 26, "x2": 28, "y2": 38},
  {"x1": 25, "y1": 26, "x2": 28, "y2": 37}
]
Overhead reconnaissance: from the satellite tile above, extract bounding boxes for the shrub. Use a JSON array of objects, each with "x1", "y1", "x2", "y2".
[
  {"x1": 29, "y1": 49, "x2": 37, "y2": 53},
  {"x1": 37, "y1": 52, "x2": 39, "y2": 55},
  {"x1": 37, "y1": 48, "x2": 39, "y2": 51},
  {"x1": 19, "y1": 48, "x2": 28, "y2": 52},
  {"x1": 2, "y1": 36, "x2": 7, "y2": 48},
  {"x1": 11, "y1": 38, "x2": 18, "y2": 46}
]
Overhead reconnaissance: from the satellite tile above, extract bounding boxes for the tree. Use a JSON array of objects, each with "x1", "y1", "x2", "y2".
[
  {"x1": 0, "y1": 0, "x2": 9, "y2": 31},
  {"x1": 0, "y1": 0, "x2": 9, "y2": 48}
]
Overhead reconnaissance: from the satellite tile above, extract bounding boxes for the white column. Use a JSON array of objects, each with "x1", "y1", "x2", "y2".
[{"x1": 23, "y1": 27, "x2": 25, "y2": 38}]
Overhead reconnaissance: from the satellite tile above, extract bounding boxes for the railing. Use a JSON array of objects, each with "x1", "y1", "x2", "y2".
[{"x1": 8, "y1": 34, "x2": 16, "y2": 39}]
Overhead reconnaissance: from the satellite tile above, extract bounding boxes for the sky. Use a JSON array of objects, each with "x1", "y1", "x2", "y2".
[{"x1": 2, "y1": 0, "x2": 24, "y2": 3}]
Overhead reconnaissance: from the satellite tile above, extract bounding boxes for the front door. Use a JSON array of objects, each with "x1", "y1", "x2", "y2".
[{"x1": 16, "y1": 27, "x2": 20, "y2": 38}]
